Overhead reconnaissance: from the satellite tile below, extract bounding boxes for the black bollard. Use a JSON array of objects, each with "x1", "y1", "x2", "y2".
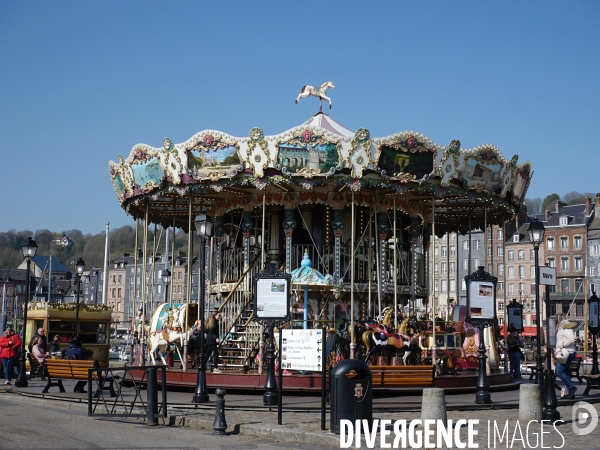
[
  {"x1": 212, "y1": 387, "x2": 227, "y2": 435},
  {"x1": 146, "y1": 366, "x2": 159, "y2": 426}
]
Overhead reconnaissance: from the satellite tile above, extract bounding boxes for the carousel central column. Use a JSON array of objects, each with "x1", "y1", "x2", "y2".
[
  {"x1": 377, "y1": 211, "x2": 390, "y2": 316},
  {"x1": 268, "y1": 206, "x2": 282, "y2": 270},
  {"x1": 241, "y1": 210, "x2": 254, "y2": 295},
  {"x1": 331, "y1": 208, "x2": 345, "y2": 285},
  {"x1": 282, "y1": 203, "x2": 297, "y2": 273},
  {"x1": 410, "y1": 217, "x2": 420, "y2": 317}
]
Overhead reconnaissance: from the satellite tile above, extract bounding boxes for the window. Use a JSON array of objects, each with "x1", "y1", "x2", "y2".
[
  {"x1": 532, "y1": 316, "x2": 537, "y2": 326},
  {"x1": 112, "y1": 275, "x2": 116, "y2": 283},
  {"x1": 435, "y1": 247, "x2": 440, "y2": 257},
  {"x1": 498, "y1": 317, "x2": 504, "y2": 326},
  {"x1": 118, "y1": 275, "x2": 122, "y2": 284},
  {"x1": 434, "y1": 263, "x2": 439, "y2": 274},
  {"x1": 488, "y1": 263, "x2": 493, "y2": 274},
  {"x1": 497, "y1": 229, "x2": 504, "y2": 240},
  {"x1": 112, "y1": 288, "x2": 116, "y2": 298},
  {"x1": 441, "y1": 262, "x2": 447, "y2": 274},
  {"x1": 592, "y1": 245, "x2": 600, "y2": 256},
  {"x1": 561, "y1": 279, "x2": 569, "y2": 292},
  {"x1": 435, "y1": 280, "x2": 439, "y2": 292},
  {"x1": 530, "y1": 250, "x2": 535, "y2": 261},
  {"x1": 575, "y1": 279, "x2": 583, "y2": 293},
  {"x1": 518, "y1": 250, "x2": 525, "y2": 261},
  {"x1": 462, "y1": 259, "x2": 469, "y2": 270},
  {"x1": 519, "y1": 266, "x2": 525, "y2": 277},
  {"x1": 498, "y1": 263, "x2": 504, "y2": 276},
  {"x1": 575, "y1": 257, "x2": 583, "y2": 271},
  {"x1": 508, "y1": 284, "x2": 515, "y2": 295},
  {"x1": 498, "y1": 281, "x2": 504, "y2": 291},
  {"x1": 450, "y1": 262, "x2": 456, "y2": 274},
  {"x1": 441, "y1": 246, "x2": 447, "y2": 257},
  {"x1": 473, "y1": 240, "x2": 481, "y2": 249},
  {"x1": 463, "y1": 241, "x2": 469, "y2": 250},
  {"x1": 547, "y1": 238, "x2": 555, "y2": 250},
  {"x1": 473, "y1": 258, "x2": 480, "y2": 268},
  {"x1": 561, "y1": 257, "x2": 569, "y2": 271},
  {"x1": 450, "y1": 279, "x2": 456, "y2": 292},
  {"x1": 530, "y1": 283, "x2": 536, "y2": 295},
  {"x1": 441, "y1": 280, "x2": 447, "y2": 292},
  {"x1": 513, "y1": 234, "x2": 519, "y2": 243},
  {"x1": 560, "y1": 216, "x2": 568, "y2": 226},
  {"x1": 450, "y1": 245, "x2": 456, "y2": 257},
  {"x1": 497, "y1": 247, "x2": 504, "y2": 257},
  {"x1": 561, "y1": 237, "x2": 568, "y2": 250},
  {"x1": 461, "y1": 280, "x2": 466, "y2": 291},
  {"x1": 508, "y1": 267, "x2": 515, "y2": 278},
  {"x1": 590, "y1": 267, "x2": 597, "y2": 277},
  {"x1": 508, "y1": 251, "x2": 515, "y2": 262},
  {"x1": 498, "y1": 302, "x2": 504, "y2": 312},
  {"x1": 548, "y1": 258, "x2": 555, "y2": 268},
  {"x1": 530, "y1": 266, "x2": 535, "y2": 277},
  {"x1": 488, "y1": 247, "x2": 493, "y2": 257},
  {"x1": 531, "y1": 300, "x2": 536, "y2": 311},
  {"x1": 117, "y1": 288, "x2": 121, "y2": 297},
  {"x1": 574, "y1": 236, "x2": 582, "y2": 249}
]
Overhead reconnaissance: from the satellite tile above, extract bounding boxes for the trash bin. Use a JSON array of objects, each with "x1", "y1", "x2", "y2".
[{"x1": 330, "y1": 359, "x2": 372, "y2": 434}]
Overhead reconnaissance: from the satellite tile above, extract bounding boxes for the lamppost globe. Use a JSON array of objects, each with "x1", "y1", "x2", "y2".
[
  {"x1": 193, "y1": 210, "x2": 213, "y2": 404},
  {"x1": 527, "y1": 218, "x2": 545, "y2": 247},
  {"x1": 15, "y1": 237, "x2": 38, "y2": 388},
  {"x1": 161, "y1": 269, "x2": 171, "y2": 305}
]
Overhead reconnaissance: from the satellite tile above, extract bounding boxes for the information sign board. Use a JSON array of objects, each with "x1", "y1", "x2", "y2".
[{"x1": 280, "y1": 329, "x2": 324, "y2": 372}]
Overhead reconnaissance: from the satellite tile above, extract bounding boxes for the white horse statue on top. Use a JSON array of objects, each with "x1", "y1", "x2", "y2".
[
  {"x1": 148, "y1": 318, "x2": 187, "y2": 366},
  {"x1": 295, "y1": 81, "x2": 335, "y2": 110}
]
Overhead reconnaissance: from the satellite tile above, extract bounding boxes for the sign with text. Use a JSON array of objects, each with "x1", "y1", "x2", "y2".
[
  {"x1": 539, "y1": 266, "x2": 557, "y2": 286},
  {"x1": 280, "y1": 328, "x2": 324, "y2": 372},
  {"x1": 253, "y1": 273, "x2": 291, "y2": 322}
]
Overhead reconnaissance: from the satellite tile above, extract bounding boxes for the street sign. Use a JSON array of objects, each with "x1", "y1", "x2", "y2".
[
  {"x1": 539, "y1": 267, "x2": 557, "y2": 286},
  {"x1": 280, "y1": 328, "x2": 324, "y2": 372}
]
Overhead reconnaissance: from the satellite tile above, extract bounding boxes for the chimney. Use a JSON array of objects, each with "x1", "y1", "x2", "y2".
[
  {"x1": 122, "y1": 252, "x2": 130, "y2": 257},
  {"x1": 595, "y1": 193, "x2": 600, "y2": 208},
  {"x1": 137, "y1": 248, "x2": 143, "y2": 258},
  {"x1": 555, "y1": 200, "x2": 560, "y2": 213},
  {"x1": 586, "y1": 197, "x2": 592, "y2": 216},
  {"x1": 545, "y1": 209, "x2": 551, "y2": 220}
]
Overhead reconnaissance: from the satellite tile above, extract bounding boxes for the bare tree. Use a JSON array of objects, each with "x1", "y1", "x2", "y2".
[{"x1": 524, "y1": 197, "x2": 542, "y2": 215}]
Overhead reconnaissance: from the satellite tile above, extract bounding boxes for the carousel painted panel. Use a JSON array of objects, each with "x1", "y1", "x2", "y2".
[
  {"x1": 511, "y1": 161, "x2": 532, "y2": 204},
  {"x1": 131, "y1": 156, "x2": 165, "y2": 192},
  {"x1": 459, "y1": 146, "x2": 504, "y2": 192},
  {"x1": 275, "y1": 128, "x2": 342, "y2": 178},
  {"x1": 185, "y1": 132, "x2": 242, "y2": 181},
  {"x1": 375, "y1": 134, "x2": 435, "y2": 181}
]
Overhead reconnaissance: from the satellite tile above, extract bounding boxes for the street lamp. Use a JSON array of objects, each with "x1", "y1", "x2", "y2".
[
  {"x1": 161, "y1": 269, "x2": 171, "y2": 306},
  {"x1": 193, "y1": 210, "x2": 213, "y2": 404},
  {"x1": 15, "y1": 237, "x2": 38, "y2": 388},
  {"x1": 528, "y1": 218, "x2": 545, "y2": 390},
  {"x1": 74, "y1": 258, "x2": 85, "y2": 338},
  {"x1": 588, "y1": 292, "x2": 600, "y2": 375}
]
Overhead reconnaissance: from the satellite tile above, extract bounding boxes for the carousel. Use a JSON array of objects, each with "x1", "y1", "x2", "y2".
[{"x1": 109, "y1": 83, "x2": 532, "y2": 392}]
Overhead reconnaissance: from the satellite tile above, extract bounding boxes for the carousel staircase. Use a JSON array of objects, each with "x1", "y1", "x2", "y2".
[{"x1": 218, "y1": 299, "x2": 262, "y2": 371}]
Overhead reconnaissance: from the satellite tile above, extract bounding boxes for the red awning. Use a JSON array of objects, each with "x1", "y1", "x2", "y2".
[{"x1": 499, "y1": 326, "x2": 540, "y2": 337}]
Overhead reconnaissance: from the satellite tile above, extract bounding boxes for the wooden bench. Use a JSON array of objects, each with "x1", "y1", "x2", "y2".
[
  {"x1": 369, "y1": 365, "x2": 435, "y2": 388},
  {"x1": 42, "y1": 359, "x2": 117, "y2": 397},
  {"x1": 582, "y1": 374, "x2": 600, "y2": 395},
  {"x1": 27, "y1": 353, "x2": 46, "y2": 380}
]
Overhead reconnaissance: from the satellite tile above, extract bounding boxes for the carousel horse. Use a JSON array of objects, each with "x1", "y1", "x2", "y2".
[
  {"x1": 362, "y1": 316, "x2": 421, "y2": 365},
  {"x1": 148, "y1": 319, "x2": 187, "y2": 366},
  {"x1": 295, "y1": 81, "x2": 335, "y2": 110}
]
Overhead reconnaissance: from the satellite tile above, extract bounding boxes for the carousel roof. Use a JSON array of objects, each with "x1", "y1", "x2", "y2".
[{"x1": 108, "y1": 111, "x2": 533, "y2": 235}]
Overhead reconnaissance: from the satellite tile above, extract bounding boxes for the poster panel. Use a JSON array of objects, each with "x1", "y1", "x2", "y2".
[{"x1": 468, "y1": 280, "x2": 496, "y2": 320}]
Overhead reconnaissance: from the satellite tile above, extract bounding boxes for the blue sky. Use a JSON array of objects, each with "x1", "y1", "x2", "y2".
[{"x1": 1, "y1": 1, "x2": 599, "y2": 234}]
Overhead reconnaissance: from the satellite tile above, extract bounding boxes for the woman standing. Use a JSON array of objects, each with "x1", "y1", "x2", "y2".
[
  {"x1": 204, "y1": 310, "x2": 222, "y2": 374},
  {"x1": 0, "y1": 327, "x2": 22, "y2": 385},
  {"x1": 555, "y1": 314, "x2": 577, "y2": 399}
]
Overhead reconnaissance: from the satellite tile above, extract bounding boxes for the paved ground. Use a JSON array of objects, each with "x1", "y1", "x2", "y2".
[{"x1": 3, "y1": 374, "x2": 600, "y2": 449}]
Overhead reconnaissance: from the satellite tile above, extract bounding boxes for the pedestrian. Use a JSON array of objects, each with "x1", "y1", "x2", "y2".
[
  {"x1": 49, "y1": 334, "x2": 62, "y2": 356},
  {"x1": 507, "y1": 326, "x2": 524, "y2": 380},
  {"x1": 28, "y1": 327, "x2": 47, "y2": 354},
  {"x1": 64, "y1": 338, "x2": 87, "y2": 393},
  {"x1": 554, "y1": 314, "x2": 577, "y2": 399},
  {"x1": 204, "y1": 310, "x2": 222, "y2": 374},
  {"x1": 31, "y1": 336, "x2": 50, "y2": 365},
  {"x1": 0, "y1": 327, "x2": 22, "y2": 385}
]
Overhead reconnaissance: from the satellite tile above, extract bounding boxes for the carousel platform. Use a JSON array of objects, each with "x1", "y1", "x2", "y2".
[{"x1": 123, "y1": 364, "x2": 512, "y2": 394}]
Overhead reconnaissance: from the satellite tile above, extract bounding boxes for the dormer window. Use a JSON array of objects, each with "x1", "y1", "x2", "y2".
[
  {"x1": 513, "y1": 234, "x2": 519, "y2": 243},
  {"x1": 559, "y1": 216, "x2": 568, "y2": 226}
]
